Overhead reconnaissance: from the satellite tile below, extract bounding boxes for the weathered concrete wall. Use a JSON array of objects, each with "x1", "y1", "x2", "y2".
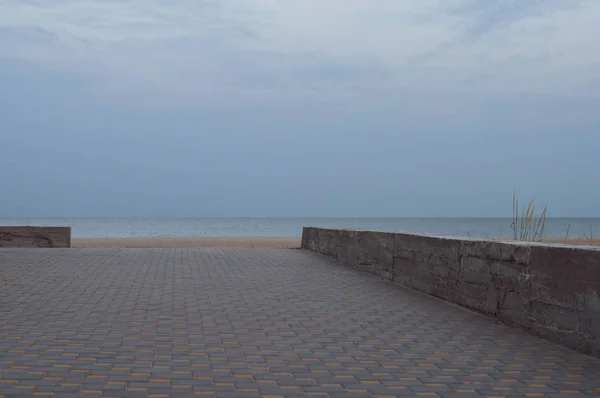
[
  {"x1": 0, "y1": 227, "x2": 71, "y2": 248},
  {"x1": 301, "y1": 227, "x2": 600, "y2": 357}
]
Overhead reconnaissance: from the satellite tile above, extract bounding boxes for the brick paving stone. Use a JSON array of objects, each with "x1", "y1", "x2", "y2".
[{"x1": 1, "y1": 247, "x2": 600, "y2": 397}]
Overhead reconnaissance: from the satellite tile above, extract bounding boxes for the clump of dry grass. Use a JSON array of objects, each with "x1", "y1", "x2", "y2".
[
  {"x1": 584, "y1": 225, "x2": 595, "y2": 246},
  {"x1": 509, "y1": 194, "x2": 597, "y2": 246},
  {"x1": 559, "y1": 226, "x2": 598, "y2": 246},
  {"x1": 510, "y1": 191, "x2": 547, "y2": 242}
]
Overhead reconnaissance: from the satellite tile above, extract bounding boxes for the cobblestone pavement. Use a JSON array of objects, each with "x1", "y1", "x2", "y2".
[{"x1": 1, "y1": 248, "x2": 599, "y2": 398}]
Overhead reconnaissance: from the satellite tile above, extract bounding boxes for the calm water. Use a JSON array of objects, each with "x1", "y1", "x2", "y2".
[{"x1": 1, "y1": 218, "x2": 599, "y2": 239}]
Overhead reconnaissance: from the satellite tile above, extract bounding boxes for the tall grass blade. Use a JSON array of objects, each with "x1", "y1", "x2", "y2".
[
  {"x1": 584, "y1": 225, "x2": 595, "y2": 245},
  {"x1": 510, "y1": 193, "x2": 547, "y2": 243}
]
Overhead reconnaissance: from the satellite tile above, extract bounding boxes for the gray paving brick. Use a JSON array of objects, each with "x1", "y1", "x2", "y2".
[
  {"x1": 100, "y1": 392, "x2": 148, "y2": 398},
  {"x1": 1, "y1": 247, "x2": 600, "y2": 396}
]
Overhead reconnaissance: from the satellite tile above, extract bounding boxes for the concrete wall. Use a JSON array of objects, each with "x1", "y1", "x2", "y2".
[
  {"x1": 302, "y1": 227, "x2": 600, "y2": 357},
  {"x1": 0, "y1": 226, "x2": 71, "y2": 248}
]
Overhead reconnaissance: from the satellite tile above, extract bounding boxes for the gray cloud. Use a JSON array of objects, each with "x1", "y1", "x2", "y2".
[
  {"x1": 1, "y1": 0, "x2": 599, "y2": 217},
  {"x1": 1, "y1": 0, "x2": 599, "y2": 101}
]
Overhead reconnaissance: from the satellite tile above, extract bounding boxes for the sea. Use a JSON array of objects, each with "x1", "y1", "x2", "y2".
[{"x1": 0, "y1": 218, "x2": 599, "y2": 239}]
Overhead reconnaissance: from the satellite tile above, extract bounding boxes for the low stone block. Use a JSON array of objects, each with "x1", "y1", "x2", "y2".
[
  {"x1": 461, "y1": 239, "x2": 531, "y2": 265},
  {"x1": 301, "y1": 227, "x2": 319, "y2": 251},
  {"x1": 530, "y1": 245, "x2": 600, "y2": 311},
  {"x1": 394, "y1": 233, "x2": 461, "y2": 285},
  {"x1": 0, "y1": 226, "x2": 71, "y2": 248},
  {"x1": 354, "y1": 231, "x2": 394, "y2": 280},
  {"x1": 316, "y1": 228, "x2": 340, "y2": 258}
]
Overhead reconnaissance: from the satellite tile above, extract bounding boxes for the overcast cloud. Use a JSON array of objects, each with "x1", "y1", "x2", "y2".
[{"x1": 1, "y1": 0, "x2": 599, "y2": 217}]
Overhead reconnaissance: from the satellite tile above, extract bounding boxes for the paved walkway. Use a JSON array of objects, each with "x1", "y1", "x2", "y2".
[{"x1": 1, "y1": 248, "x2": 599, "y2": 397}]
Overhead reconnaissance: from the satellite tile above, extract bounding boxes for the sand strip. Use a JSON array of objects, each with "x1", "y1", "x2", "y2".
[
  {"x1": 72, "y1": 237, "x2": 301, "y2": 249},
  {"x1": 492, "y1": 237, "x2": 598, "y2": 246},
  {"x1": 72, "y1": 236, "x2": 597, "y2": 249}
]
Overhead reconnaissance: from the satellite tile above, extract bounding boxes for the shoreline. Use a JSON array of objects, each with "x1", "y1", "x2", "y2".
[{"x1": 72, "y1": 237, "x2": 301, "y2": 248}]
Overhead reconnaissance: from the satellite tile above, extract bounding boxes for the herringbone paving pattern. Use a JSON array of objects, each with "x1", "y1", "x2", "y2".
[{"x1": 1, "y1": 248, "x2": 599, "y2": 397}]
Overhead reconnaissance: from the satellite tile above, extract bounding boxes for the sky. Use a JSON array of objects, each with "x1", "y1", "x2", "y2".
[{"x1": 1, "y1": 0, "x2": 599, "y2": 218}]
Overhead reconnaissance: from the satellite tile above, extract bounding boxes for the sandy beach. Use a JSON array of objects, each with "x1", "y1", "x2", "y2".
[
  {"x1": 72, "y1": 237, "x2": 302, "y2": 249},
  {"x1": 547, "y1": 237, "x2": 599, "y2": 246},
  {"x1": 71, "y1": 236, "x2": 598, "y2": 249},
  {"x1": 493, "y1": 237, "x2": 598, "y2": 246}
]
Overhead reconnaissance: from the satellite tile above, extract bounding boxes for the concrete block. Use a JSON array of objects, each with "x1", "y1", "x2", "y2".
[{"x1": 0, "y1": 226, "x2": 71, "y2": 248}]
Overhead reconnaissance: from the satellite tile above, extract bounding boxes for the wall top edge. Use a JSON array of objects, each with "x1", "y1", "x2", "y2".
[{"x1": 303, "y1": 226, "x2": 600, "y2": 252}]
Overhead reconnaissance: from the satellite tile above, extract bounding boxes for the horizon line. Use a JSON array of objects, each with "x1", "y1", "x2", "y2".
[{"x1": 1, "y1": 216, "x2": 600, "y2": 220}]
